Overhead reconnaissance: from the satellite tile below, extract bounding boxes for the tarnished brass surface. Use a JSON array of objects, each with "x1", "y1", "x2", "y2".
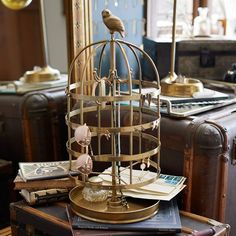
[
  {"x1": 1, "y1": 0, "x2": 32, "y2": 10},
  {"x1": 161, "y1": 75, "x2": 204, "y2": 97},
  {"x1": 22, "y1": 65, "x2": 60, "y2": 83},
  {"x1": 67, "y1": 134, "x2": 160, "y2": 162},
  {"x1": 71, "y1": 164, "x2": 161, "y2": 192},
  {"x1": 70, "y1": 186, "x2": 159, "y2": 223}
]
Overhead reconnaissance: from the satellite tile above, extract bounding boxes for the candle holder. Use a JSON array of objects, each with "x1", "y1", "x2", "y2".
[{"x1": 161, "y1": 0, "x2": 204, "y2": 97}]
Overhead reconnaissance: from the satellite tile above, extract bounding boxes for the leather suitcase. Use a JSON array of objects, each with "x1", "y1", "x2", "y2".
[
  {"x1": 0, "y1": 159, "x2": 13, "y2": 228},
  {"x1": 9, "y1": 200, "x2": 229, "y2": 236},
  {"x1": 0, "y1": 86, "x2": 68, "y2": 173},
  {"x1": 160, "y1": 103, "x2": 236, "y2": 235}
]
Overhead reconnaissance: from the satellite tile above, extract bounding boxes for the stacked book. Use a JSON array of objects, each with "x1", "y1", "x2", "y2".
[
  {"x1": 14, "y1": 161, "x2": 187, "y2": 234},
  {"x1": 14, "y1": 160, "x2": 77, "y2": 205}
]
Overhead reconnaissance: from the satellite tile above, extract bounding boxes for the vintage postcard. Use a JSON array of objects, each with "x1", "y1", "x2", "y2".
[{"x1": 99, "y1": 167, "x2": 186, "y2": 201}]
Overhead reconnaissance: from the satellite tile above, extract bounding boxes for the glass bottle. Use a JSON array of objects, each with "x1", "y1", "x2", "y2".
[
  {"x1": 82, "y1": 176, "x2": 109, "y2": 202},
  {"x1": 193, "y1": 7, "x2": 211, "y2": 37}
]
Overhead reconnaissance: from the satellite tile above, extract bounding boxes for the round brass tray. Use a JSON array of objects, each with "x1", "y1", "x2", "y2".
[{"x1": 69, "y1": 186, "x2": 159, "y2": 224}]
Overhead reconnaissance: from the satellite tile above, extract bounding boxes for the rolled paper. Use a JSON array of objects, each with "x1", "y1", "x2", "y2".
[
  {"x1": 75, "y1": 154, "x2": 93, "y2": 175},
  {"x1": 74, "y1": 124, "x2": 91, "y2": 147}
]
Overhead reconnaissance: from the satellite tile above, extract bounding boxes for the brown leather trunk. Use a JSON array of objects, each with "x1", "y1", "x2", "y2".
[
  {"x1": 68, "y1": 103, "x2": 235, "y2": 235},
  {"x1": 0, "y1": 87, "x2": 68, "y2": 174},
  {"x1": 160, "y1": 103, "x2": 236, "y2": 235},
  {"x1": 0, "y1": 159, "x2": 13, "y2": 228},
  {"x1": 9, "y1": 200, "x2": 229, "y2": 236}
]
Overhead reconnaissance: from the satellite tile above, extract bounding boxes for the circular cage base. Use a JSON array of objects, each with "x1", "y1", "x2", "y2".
[{"x1": 69, "y1": 186, "x2": 159, "y2": 224}]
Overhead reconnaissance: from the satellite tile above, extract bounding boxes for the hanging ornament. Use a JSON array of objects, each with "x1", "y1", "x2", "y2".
[
  {"x1": 140, "y1": 159, "x2": 146, "y2": 171},
  {"x1": 74, "y1": 124, "x2": 91, "y2": 147},
  {"x1": 75, "y1": 154, "x2": 93, "y2": 175}
]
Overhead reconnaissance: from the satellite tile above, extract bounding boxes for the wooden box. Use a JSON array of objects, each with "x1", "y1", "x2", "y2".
[{"x1": 143, "y1": 37, "x2": 236, "y2": 81}]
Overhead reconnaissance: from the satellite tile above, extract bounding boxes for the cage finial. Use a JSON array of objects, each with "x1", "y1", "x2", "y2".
[{"x1": 102, "y1": 9, "x2": 125, "y2": 38}]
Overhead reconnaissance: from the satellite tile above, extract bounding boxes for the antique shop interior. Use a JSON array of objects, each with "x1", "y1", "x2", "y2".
[{"x1": 1, "y1": 0, "x2": 236, "y2": 235}]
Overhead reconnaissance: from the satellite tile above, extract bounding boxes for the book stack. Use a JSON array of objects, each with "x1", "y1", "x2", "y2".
[{"x1": 14, "y1": 160, "x2": 78, "y2": 205}]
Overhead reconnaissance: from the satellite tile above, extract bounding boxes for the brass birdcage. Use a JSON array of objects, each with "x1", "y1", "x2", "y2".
[{"x1": 66, "y1": 13, "x2": 161, "y2": 224}]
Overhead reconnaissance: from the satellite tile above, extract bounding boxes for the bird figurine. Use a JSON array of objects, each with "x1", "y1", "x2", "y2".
[{"x1": 102, "y1": 9, "x2": 125, "y2": 38}]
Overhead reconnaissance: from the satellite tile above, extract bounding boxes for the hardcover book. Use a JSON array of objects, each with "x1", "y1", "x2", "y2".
[
  {"x1": 20, "y1": 188, "x2": 69, "y2": 205},
  {"x1": 14, "y1": 174, "x2": 77, "y2": 191},
  {"x1": 19, "y1": 160, "x2": 77, "y2": 181},
  {"x1": 66, "y1": 199, "x2": 181, "y2": 234}
]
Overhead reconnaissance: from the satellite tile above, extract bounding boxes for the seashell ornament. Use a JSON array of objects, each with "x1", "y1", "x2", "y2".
[
  {"x1": 74, "y1": 124, "x2": 91, "y2": 147},
  {"x1": 75, "y1": 153, "x2": 93, "y2": 175}
]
